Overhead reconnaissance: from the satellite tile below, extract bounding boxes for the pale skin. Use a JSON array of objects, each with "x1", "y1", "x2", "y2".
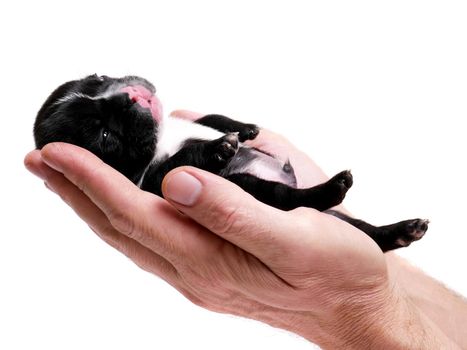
[{"x1": 24, "y1": 110, "x2": 467, "y2": 349}]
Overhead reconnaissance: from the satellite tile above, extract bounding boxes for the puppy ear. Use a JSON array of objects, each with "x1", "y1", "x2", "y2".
[
  {"x1": 34, "y1": 96, "x2": 102, "y2": 149},
  {"x1": 34, "y1": 109, "x2": 74, "y2": 148}
]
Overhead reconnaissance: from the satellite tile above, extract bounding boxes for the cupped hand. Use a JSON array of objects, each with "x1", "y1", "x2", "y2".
[{"x1": 24, "y1": 111, "x2": 400, "y2": 348}]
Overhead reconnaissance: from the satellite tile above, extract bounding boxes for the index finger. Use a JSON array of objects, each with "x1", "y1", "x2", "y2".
[{"x1": 39, "y1": 143, "x2": 210, "y2": 263}]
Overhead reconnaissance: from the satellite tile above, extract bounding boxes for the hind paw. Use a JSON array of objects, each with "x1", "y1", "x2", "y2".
[{"x1": 393, "y1": 219, "x2": 429, "y2": 248}]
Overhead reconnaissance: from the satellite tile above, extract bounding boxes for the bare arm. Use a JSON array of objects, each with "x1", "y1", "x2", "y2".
[{"x1": 387, "y1": 252, "x2": 467, "y2": 348}]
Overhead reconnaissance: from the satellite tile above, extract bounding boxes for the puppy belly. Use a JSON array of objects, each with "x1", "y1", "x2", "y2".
[
  {"x1": 221, "y1": 148, "x2": 298, "y2": 187},
  {"x1": 155, "y1": 118, "x2": 297, "y2": 187}
]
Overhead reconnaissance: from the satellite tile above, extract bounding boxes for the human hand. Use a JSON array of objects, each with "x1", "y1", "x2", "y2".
[{"x1": 24, "y1": 112, "x2": 455, "y2": 349}]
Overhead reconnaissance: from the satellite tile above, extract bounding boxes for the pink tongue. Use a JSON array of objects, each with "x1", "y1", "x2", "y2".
[{"x1": 120, "y1": 85, "x2": 163, "y2": 122}]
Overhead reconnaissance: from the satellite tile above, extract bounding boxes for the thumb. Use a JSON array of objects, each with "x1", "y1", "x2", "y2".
[{"x1": 161, "y1": 167, "x2": 304, "y2": 262}]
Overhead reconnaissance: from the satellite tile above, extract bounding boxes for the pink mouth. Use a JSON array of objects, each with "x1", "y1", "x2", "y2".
[{"x1": 120, "y1": 85, "x2": 163, "y2": 123}]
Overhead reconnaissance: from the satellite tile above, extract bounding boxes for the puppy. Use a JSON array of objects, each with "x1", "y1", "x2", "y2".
[{"x1": 34, "y1": 74, "x2": 428, "y2": 252}]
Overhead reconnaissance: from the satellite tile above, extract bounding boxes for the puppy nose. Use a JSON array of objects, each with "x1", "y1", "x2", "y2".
[
  {"x1": 120, "y1": 85, "x2": 154, "y2": 110},
  {"x1": 121, "y1": 85, "x2": 153, "y2": 100},
  {"x1": 130, "y1": 95, "x2": 140, "y2": 104}
]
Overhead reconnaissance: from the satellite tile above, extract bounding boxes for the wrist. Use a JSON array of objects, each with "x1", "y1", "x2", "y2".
[
  {"x1": 386, "y1": 252, "x2": 467, "y2": 349},
  {"x1": 296, "y1": 279, "x2": 459, "y2": 349},
  {"x1": 328, "y1": 283, "x2": 426, "y2": 349}
]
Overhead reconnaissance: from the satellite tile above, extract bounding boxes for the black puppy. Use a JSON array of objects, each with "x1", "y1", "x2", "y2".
[{"x1": 34, "y1": 74, "x2": 428, "y2": 252}]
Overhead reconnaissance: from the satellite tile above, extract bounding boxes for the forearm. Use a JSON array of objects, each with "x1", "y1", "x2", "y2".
[
  {"x1": 386, "y1": 252, "x2": 467, "y2": 349},
  {"x1": 287, "y1": 283, "x2": 460, "y2": 349}
]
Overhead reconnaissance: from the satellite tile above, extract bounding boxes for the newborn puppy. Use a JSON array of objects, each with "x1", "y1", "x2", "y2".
[{"x1": 34, "y1": 74, "x2": 428, "y2": 252}]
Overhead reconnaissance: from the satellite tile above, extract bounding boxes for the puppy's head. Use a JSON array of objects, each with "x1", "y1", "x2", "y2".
[{"x1": 34, "y1": 74, "x2": 162, "y2": 183}]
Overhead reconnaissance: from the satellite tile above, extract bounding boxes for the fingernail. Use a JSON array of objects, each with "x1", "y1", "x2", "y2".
[{"x1": 164, "y1": 171, "x2": 202, "y2": 206}]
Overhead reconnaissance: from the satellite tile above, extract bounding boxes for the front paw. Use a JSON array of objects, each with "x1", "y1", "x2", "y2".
[
  {"x1": 328, "y1": 170, "x2": 353, "y2": 201},
  {"x1": 213, "y1": 133, "x2": 239, "y2": 164},
  {"x1": 238, "y1": 124, "x2": 260, "y2": 142}
]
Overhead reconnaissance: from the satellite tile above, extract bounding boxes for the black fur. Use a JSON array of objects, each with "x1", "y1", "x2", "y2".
[
  {"x1": 34, "y1": 75, "x2": 157, "y2": 183},
  {"x1": 34, "y1": 74, "x2": 429, "y2": 252}
]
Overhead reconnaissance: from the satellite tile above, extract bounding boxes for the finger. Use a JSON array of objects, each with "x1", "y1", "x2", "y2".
[
  {"x1": 24, "y1": 150, "x2": 180, "y2": 285},
  {"x1": 169, "y1": 109, "x2": 204, "y2": 121},
  {"x1": 24, "y1": 150, "x2": 48, "y2": 179},
  {"x1": 161, "y1": 166, "x2": 319, "y2": 264},
  {"x1": 38, "y1": 143, "x2": 210, "y2": 265}
]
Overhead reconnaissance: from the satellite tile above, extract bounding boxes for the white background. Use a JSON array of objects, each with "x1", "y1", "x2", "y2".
[{"x1": 1, "y1": 1, "x2": 466, "y2": 349}]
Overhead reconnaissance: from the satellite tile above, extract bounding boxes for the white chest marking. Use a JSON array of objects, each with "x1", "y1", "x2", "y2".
[{"x1": 153, "y1": 117, "x2": 224, "y2": 161}]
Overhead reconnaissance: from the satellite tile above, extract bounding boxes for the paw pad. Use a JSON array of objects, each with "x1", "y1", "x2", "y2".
[
  {"x1": 214, "y1": 133, "x2": 239, "y2": 163},
  {"x1": 394, "y1": 219, "x2": 429, "y2": 248},
  {"x1": 239, "y1": 124, "x2": 259, "y2": 142}
]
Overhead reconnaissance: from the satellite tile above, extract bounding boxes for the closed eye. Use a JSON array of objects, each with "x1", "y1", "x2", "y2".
[
  {"x1": 99, "y1": 128, "x2": 122, "y2": 158},
  {"x1": 101, "y1": 129, "x2": 110, "y2": 150}
]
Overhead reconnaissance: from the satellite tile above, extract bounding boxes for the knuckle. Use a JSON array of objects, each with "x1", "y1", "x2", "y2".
[
  {"x1": 291, "y1": 207, "x2": 318, "y2": 226},
  {"x1": 92, "y1": 223, "x2": 128, "y2": 253},
  {"x1": 180, "y1": 288, "x2": 210, "y2": 309},
  {"x1": 71, "y1": 153, "x2": 108, "y2": 195},
  {"x1": 208, "y1": 201, "x2": 253, "y2": 237},
  {"x1": 57, "y1": 193, "x2": 73, "y2": 208},
  {"x1": 71, "y1": 152, "x2": 100, "y2": 192},
  {"x1": 108, "y1": 208, "x2": 136, "y2": 238},
  {"x1": 129, "y1": 254, "x2": 155, "y2": 274},
  {"x1": 180, "y1": 276, "x2": 234, "y2": 313}
]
